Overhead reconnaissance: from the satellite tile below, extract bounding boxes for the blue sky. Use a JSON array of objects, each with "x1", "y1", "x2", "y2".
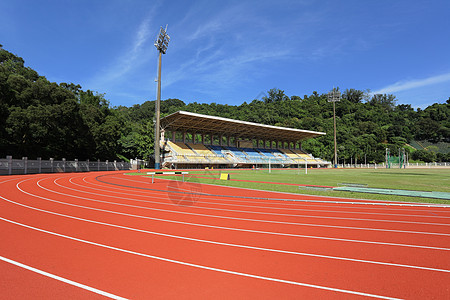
[{"x1": 1, "y1": 0, "x2": 449, "y2": 108}]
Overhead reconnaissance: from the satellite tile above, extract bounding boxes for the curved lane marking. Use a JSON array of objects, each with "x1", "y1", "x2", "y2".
[
  {"x1": 94, "y1": 175, "x2": 450, "y2": 216},
  {"x1": 0, "y1": 255, "x2": 127, "y2": 299},
  {"x1": 111, "y1": 174, "x2": 450, "y2": 208},
  {"x1": 70, "y1": 176, "x2": 450, "y2": 220},
  {"x1": 11, "y1": 178, "x2": 450, "y2": 251},
  {"x1": 2, "y1": 196, "x2": 448, "y2": 273},
  {"x1": 45, "y1": 177, "x2": 450, "y2": 234},
  {"x1": 0, "y1": 217, "x2": 401, "y2": 300}
]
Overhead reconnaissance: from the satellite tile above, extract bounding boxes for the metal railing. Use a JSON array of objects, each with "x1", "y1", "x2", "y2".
[{"x1": 0, "y1": 156, "x2": 132, "y2": 175}]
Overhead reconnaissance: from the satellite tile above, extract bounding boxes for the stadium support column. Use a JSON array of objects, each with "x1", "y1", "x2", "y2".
[{"x1": 154, "y1": 25, "x2": 170, "y2": 169}]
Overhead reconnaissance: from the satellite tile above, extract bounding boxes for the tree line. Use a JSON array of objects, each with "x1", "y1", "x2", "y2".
[{"x1": 1, "y1": 45, "x2": 449, "y2": 163}]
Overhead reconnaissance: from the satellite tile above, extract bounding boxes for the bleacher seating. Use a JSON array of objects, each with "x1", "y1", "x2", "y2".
[
  {"x1": 208, "y1": 145, "x2": 224, "y2": 155},
  {"x1": 241, "y1": 148, "x2": 264, "y2": 158},
  {"x1": 164, "y1": 141, "x2": 232, "y2": 165},
  {"x1": 187, "y1": 143, "x2": 230, "y2": 162},
  {"x1": 281, "y1": 149, "x2": 300, "y2": 158},
  {"x1": 286, "y1": 149, "x2": 317, "y2": 162},
  {"x1": 167, "y1": 141, "x2": 197, "y2": 155},
  {"x1": 187, "y1": 143, "x2": 214, "y2": 156},
  {"x1": 226, "y1": 147, "x2": 247, "y2": 157},
  {"x1": 265, "y1": 149, "x2": 289, "y2": 159},
  {"x1": 257, "y1": 148, "x2": 276, "y2": 157},
  {"x1": 164, "y1": 140, "x2": 327, "y2": 166}
]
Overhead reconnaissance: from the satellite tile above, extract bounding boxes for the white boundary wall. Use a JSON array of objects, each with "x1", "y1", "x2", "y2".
[
  {"x1": 0, "y1": 156, "x2": 131, "y2": 175},
  {"x1": 336, "y1": 162, "x2": 450, "y2": 169}
]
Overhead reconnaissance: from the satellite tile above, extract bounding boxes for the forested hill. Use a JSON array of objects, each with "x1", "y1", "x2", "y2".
[{"x1": 1, "y1": 46, "x2": 449, "y2": 162}]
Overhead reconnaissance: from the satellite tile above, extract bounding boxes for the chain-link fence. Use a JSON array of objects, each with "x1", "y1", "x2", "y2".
[{"x1": 0, "y1": 156, "x2": 132, "y2": 175}]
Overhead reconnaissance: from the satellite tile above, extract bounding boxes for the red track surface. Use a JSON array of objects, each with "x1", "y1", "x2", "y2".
[{"x1": 1, "y1": 171, "x2": 449, "y2": 299}]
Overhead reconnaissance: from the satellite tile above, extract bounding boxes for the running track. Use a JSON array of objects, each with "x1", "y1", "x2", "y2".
[{"x1": 1, "y1": 171, "x2": 449, "y2": 299}]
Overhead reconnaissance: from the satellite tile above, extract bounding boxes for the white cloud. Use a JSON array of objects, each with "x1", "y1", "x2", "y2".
[
  {"x1": 107, "y1": 17, "x2": 153, "y2": 80},
  {"x1": 85, "y1": 13, "x2": 157, "y2": 91},
  {"x1": 373, "y1": 72, "x2": 450, "y2": 94},
  {"x1": 133, "y1": 19, "x2": 152, "y2": 53},
  {"x1": 161, "y1": 2, "x2": 296, "y2": 95}
]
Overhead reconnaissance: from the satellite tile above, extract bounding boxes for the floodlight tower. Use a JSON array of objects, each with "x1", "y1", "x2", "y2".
[
  {"x1": 327, "y1": 88, "x2": 341, "y2": 168},
  {"x1": 154, "y1": 25, "x2": 170, "y2": 169}
]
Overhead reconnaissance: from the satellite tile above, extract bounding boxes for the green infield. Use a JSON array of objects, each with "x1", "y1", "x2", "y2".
[{"x1": 129, "y1": 168, "x2": 450, "y2": 204}]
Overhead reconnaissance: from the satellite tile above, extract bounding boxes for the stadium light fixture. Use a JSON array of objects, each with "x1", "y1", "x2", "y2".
[
  {"x1": 154, "y1": 25, "x2": 170, "y2": 169},
  {"x1": 327, "y1": 87, "x2": 341, "y2": 168}
]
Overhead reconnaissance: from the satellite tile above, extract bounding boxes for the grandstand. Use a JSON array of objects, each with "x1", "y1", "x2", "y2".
[{"x1": 160, "y1": 111, "x2": 331, "y2": 169}]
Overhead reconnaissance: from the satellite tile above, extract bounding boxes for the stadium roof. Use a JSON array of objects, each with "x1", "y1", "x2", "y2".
[{"x1": 160, "y1": 111, "x2": 326, "y2": 142}]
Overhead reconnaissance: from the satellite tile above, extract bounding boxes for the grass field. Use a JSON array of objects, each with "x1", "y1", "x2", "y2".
[{"x1": 132, "y1": 168, "x2": 450, "y2": 204}]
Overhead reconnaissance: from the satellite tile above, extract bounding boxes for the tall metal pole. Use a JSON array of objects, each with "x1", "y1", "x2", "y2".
[
  {"x1": 155, "y1": 51, "x2": 162, "y2": 169},
  {"x1": 328, "y1": 88, "x2": 340, "y2": 168},
  {"x1": 153, "y1": 26, "x2": 170, "y2": 169},
  {"x1": 333, "y1": 101, "x2": 337, "y2": 168}
]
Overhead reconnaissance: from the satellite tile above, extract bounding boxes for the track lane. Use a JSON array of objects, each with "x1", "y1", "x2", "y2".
[
  {"x1": 5, "y1": 177, "x2": 450, "y2": 269},
  {"x1": 3, "y1": 191, "x2": 450, "y2": 278},
  {"x1": 0, "y1": 256, "x2": 124, "y2": 300},
  {"x1": 71, "y1": 175, "x2": 450, "y2": 223},
  {"x1": 24, "y1": 176, "x2": 450, "y2": 248},
  {"x1": 2, "y1": 197, "x2": 449, "y2": 275},
  {"x1": 104, "y1": 173, "x2": 450, "y2": 207},
  {"x1": 43, "y1": 176, "x2": 450, "y2": 235},
  {"x1": 1, "y1": 171, "x2": 449, "y2": 299},
  {"x1": 1, "y1": 217, "x2": 395, "y2": 299}
]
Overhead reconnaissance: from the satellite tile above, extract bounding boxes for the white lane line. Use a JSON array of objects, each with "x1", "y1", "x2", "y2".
[
  {"x1": 0, "y1": 217, "x2": 400, "y2": 300},
  {"x1": 70, "y1": 177, "x2": 450, "y2": 220},
  {"x1": 2, "y1": 196, "x2": 449, "y2": 273},
  {"x1": 12, "y1": 180, "x2": 450, "y2": 251},
  {"x1": 89, "y1": 175, "x2": 450, "y2": 217},
  {"x1": 66, "y1": 177, "x2": 450, "y2": 237},
  {"x1": 77, "y1": 178, "x2": 450, "y2": 226},
  {"x1": 117, "y1": 174, "x2": 450, "y2": 208},
  {"x1": 45, "y1": 178, "x2": 450, "y2": 236},
  {"x1": 0, "y1": 255, "x2": 127, "y2": 300},
  {"x1": 153, "y1": 174, "x2": 450, "y2": 207},
  {"x1": 0, "y1": 177, "x2": 23, "y2": 184}
]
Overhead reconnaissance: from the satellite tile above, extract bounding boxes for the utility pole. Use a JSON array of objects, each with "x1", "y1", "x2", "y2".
[
  {"x1": 154, "y1": 25, "x2": 170, "y2": 169},
  {"x1": 327, "y1": 88, "x2": 341, "y2": 168}
]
